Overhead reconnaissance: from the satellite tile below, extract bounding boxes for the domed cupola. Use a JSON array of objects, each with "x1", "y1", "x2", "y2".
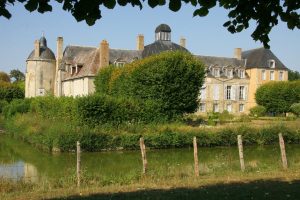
[
  {"x1": 155, "y1": 24, "x2": 171, "y2": 41},
  {"x1": 142, "y1": 24, "x2": 189, "y2": 58}
]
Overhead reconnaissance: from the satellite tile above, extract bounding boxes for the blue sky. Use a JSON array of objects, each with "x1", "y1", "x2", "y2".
[{"x1": 0, "y1": 1, "x2": 299, "y2": 73}]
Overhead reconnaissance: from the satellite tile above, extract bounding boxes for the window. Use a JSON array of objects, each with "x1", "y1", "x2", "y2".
[
  {"x1": 71, "y1": 66, "x2": 76, "y2": 75},
  {"x1": 213, "y1": 68, "x2": 220, "y2": 77},
  {"x1": 268, "y1": 59, "x2": 275, "y2": 68},
  {"x1": 226, "y1": 86, "x2": 231, "y2": 100},
  {"x1": 76, "y1": 64, "x2": 83, "y2": 74},
  {"x1": 213, "y1": 85, "x2": 219, "y2": 100},
  {"x1": 270, "y1": 71, "x2": 275, "y2": 80},
  {"x1": 200, "y1": 86, "x2": 206, "y2": 100},
  {"x1": 213, "y1": 103, "x2": 219, "y2": 113},
  {"x1": 199, "y1": 103, "x2": 206, "y2": 112},
  {"x1": 261, "y1": 70, "x2": 266, "y2": 80},
  {"x1": 279, "y1": 71, "x2": 284, "y2": 81},
  {"x1": 38, "y1": 88, "x2": 45, "y2": 96},
  {"x1": 239, "y1": 104, "x2": 244, "y2": 112},
  {"x1": 238, "y1": 69, "x2": 245, "y2": 78},
  {"x1": 115, "y1": 62, "x2": 125, "y2": 67},
  {"x1": 226, "y1": 104, "x2": 232, "y2": 112},
  {"x1": 227, "y1": 69, "x2": 233, "y2": 78},
  {"x1": 239, "y1": 86, "x2": 245, "y2": 100}
]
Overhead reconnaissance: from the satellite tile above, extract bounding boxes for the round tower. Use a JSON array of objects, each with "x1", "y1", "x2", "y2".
[{"x1": 25, "y1": 36, "x2": 56, "y2": 97}]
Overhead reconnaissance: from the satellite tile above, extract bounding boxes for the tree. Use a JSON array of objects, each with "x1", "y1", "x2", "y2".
[
  {"x1": 288, "y1": 69, "x2": 300, "y2": 81},
  {"x1": 95, "y1": 51, "x2": 205, "y2": 118},
  {"x1": 0, "y1": 71, "x2": 11, "y2": 82},
  {"x1": 9, "y1": 69, "x2": 25, "y2": 82},
  {"x1": 255, "y1": 81, "x2": 300, "y2": 114},
  {"x1": 1, "y1": 0, "x2": 299, "y2": 48}
]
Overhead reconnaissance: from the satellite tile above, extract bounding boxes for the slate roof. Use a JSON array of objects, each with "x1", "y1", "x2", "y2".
[
  {"x1": 195, "y1": 55, "x2": 245, "y2": 67},
  {"x1": 61, "y1": 45, "x2": 142, "y2": 81},
  {"x1": 142, "y1": 40, "x2": 189, "y2": 58},
  {"x1": 242, "y1": 47, "x2": 287, "y2": 69},
  {"x1": 27, "y1": 36, "x2": 56, "y2": 61},
  {"x1": 109, "y1": 49, "x2": 142, "y2": 63},
  {"x1": 27, "y1": 47, "x2": 56, "y2": 60}
]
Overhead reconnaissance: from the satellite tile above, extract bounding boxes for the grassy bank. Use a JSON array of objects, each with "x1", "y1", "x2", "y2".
[
  {"x1": 2, "y1": 112, "x2": 300, "y2": 152},
  {"x1": 2, "y1": 170, "x2": 300, "y2": 200}
]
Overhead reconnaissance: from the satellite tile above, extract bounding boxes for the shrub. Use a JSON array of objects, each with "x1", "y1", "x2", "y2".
[
  {"x1": 255, "y1": 80, "x2": 300, "y2": 114},
  {"x1": 250, "y1": 105, "x2": 266, "y2": 117},
  {"x1": 0, "y1": 81, "x2": 24, "y2": 102},
  {"x1": 95, "y1": 51, "x2": 206, "y2": 119},
  {"x1": 218, "y1": 110, "x2": 234, "y2": 124},
  {"x1": 290, "y1": 103, "x2": 300, "y2": 116},
  {"x1": 0, "y1": 100, "x2": 8, "y2": 113},
  {"x1": 2, "y1": 99, "x2": 31, "y2": 118}
]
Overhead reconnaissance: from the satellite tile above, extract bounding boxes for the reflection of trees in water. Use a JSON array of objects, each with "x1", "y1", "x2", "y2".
[{"x1": 2, "y1": 134, "x2": 300, "y2": 184}]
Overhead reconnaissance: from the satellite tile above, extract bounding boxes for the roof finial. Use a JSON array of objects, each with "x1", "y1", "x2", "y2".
[{"x1": 42, "y1": 31, "x2": 45, "y2": 37}]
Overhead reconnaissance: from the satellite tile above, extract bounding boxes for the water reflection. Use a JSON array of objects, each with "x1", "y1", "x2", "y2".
[
  {"x1": 0, "y1": 161, "x2": 38, "y2": 183},
  {"x1": 1, "y1": 134, "x2": 300, "y2": 184}
]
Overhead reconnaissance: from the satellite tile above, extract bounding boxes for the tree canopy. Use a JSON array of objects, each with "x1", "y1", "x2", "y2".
[
  {"x1": 255, "y1": 81, "x2": 300, "y2": 114},
  {"x1": 288, "y1": 69, "x2": 300, "y2": 81},
  {"x1": 9, "y1": 69, "x2": 25, "y2": 82},
  {"x1": 1, "y1": 0, "x2": 299, "y2": 48},
  {"x1": 0, "y1": 71, "x2": 11, "y2": 83}
]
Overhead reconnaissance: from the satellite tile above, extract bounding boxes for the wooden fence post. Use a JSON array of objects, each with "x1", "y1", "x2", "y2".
[
  {"x1": 237, "y1": 135, "x2": 245, "y2": 171},
  {"x1": 76, "y1": 141, "x2": 81, "y2": 187},
  {"x1": 279, "y1": 133, "x2": 288, "y2": 169},
  {"x1": 193, "y1": 137, "x2": 199, "y2": 177},
  {"x1": 139, "y1": 137, "x2": 147, "y2": 174}
]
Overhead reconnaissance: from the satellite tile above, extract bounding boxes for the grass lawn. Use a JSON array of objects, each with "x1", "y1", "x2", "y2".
[{"x1": 2, "y1": 170, "x2": 300, "y2": 200}]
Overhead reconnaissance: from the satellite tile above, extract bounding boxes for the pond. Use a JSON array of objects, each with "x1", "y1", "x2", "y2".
[{"x1": 1, "y1": 134, "x2": 300, "y2": 184}]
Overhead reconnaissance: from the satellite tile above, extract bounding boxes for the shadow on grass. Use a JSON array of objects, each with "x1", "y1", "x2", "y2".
[{"x1": 47, "y1": 179, "x2": 300, "y2": 200}]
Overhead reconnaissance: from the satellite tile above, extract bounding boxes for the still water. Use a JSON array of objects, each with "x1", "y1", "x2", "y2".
[{"x1": 1, "y1": 135, "x2": 300, "y2": 183}]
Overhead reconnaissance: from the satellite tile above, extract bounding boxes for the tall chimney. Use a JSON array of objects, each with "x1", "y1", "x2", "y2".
[
  {"x1": 57, "y1": 37, "x2": 63, "y2": 61},
  {"x1": 100, "y1": 40, "x2": 109, "y2": 69},
  {"x1": 180, "y1": 37, "x2": 186, "y2": 48},
  {"x1": 55, "y1": 37, "x2": 64, "y2": 96},
  {"x1": 136, "y1": 34, "x2": 144, "y2": 51},
  {"x1": 234, "y1": 48, "x2": 242, "y2": 60},
  {"x1": 34, "y1": 40, "x2": 40, "y2": 58}
]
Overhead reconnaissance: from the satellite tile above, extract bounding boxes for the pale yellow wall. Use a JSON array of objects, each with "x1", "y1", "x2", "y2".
[
  {"x1": 246, "y1": 68, "x2": 289, "y2": 110},
  {"x1": 25, "y1": 60, "x2": 56, "y2": 98},
  {"x1": 62, "y1": 77, "x2": 95, "y2": 97},
  {"x1": 196, "y1": 76, "x2": 250, "y2": 115}
]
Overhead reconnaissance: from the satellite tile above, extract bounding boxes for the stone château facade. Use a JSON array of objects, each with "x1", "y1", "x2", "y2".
[{"x1": 25, "y1": 24, "x2": 289, "y2": 114}]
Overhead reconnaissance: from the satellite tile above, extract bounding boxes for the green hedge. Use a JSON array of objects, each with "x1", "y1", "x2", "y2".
[
  {"x1": 256, "y1": 80, "x2": 300, "y2": 114},
  {"x1": 3, "y1": 113, "x2": 300, "y2": 152},
  {"x1": 95, "y1": 51, "x2": 205, "y2": 119},
  {"x1": 0, "y1": 81, "x2": 24, "y2": 102}
]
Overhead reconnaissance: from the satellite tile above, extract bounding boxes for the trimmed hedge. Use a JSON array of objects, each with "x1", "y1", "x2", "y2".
[
  {"x1": 256, "y1": 80, "x2": 300, "y2": 114},
  {"x1": 95, "y1": 51, "x2": 206, "y2": 119},
  {"x1": 3, "y1": 112, "x2": 300, "y2": 152}
]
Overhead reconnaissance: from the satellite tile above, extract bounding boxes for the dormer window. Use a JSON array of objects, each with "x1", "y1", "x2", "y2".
[
  {"x1": 71, "y1": 66, "x2": 76, "y2": 75},
  {"x1": 114, "y1": 60, "x2": 125, "y2": 67},
  {"x1": 213, "y1": 68, "x2": 220, "y2": 77},
  {"x1": 76, "y1": 64, "x2": 83, "y2": 74},
  {"x1": 227, "y1": 69, "x2": 233, "y2": 78},
  {"x1": 268, "y1": 59, "x2": 275, "y2": 68},
  {"x1": 238, "y1": 69, "x2": 245, "y2": 78}
]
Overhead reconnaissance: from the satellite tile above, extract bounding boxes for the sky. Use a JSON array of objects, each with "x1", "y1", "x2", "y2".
[{"x1": 0, "y1": 1, "x2": 299, "y2": 74}]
